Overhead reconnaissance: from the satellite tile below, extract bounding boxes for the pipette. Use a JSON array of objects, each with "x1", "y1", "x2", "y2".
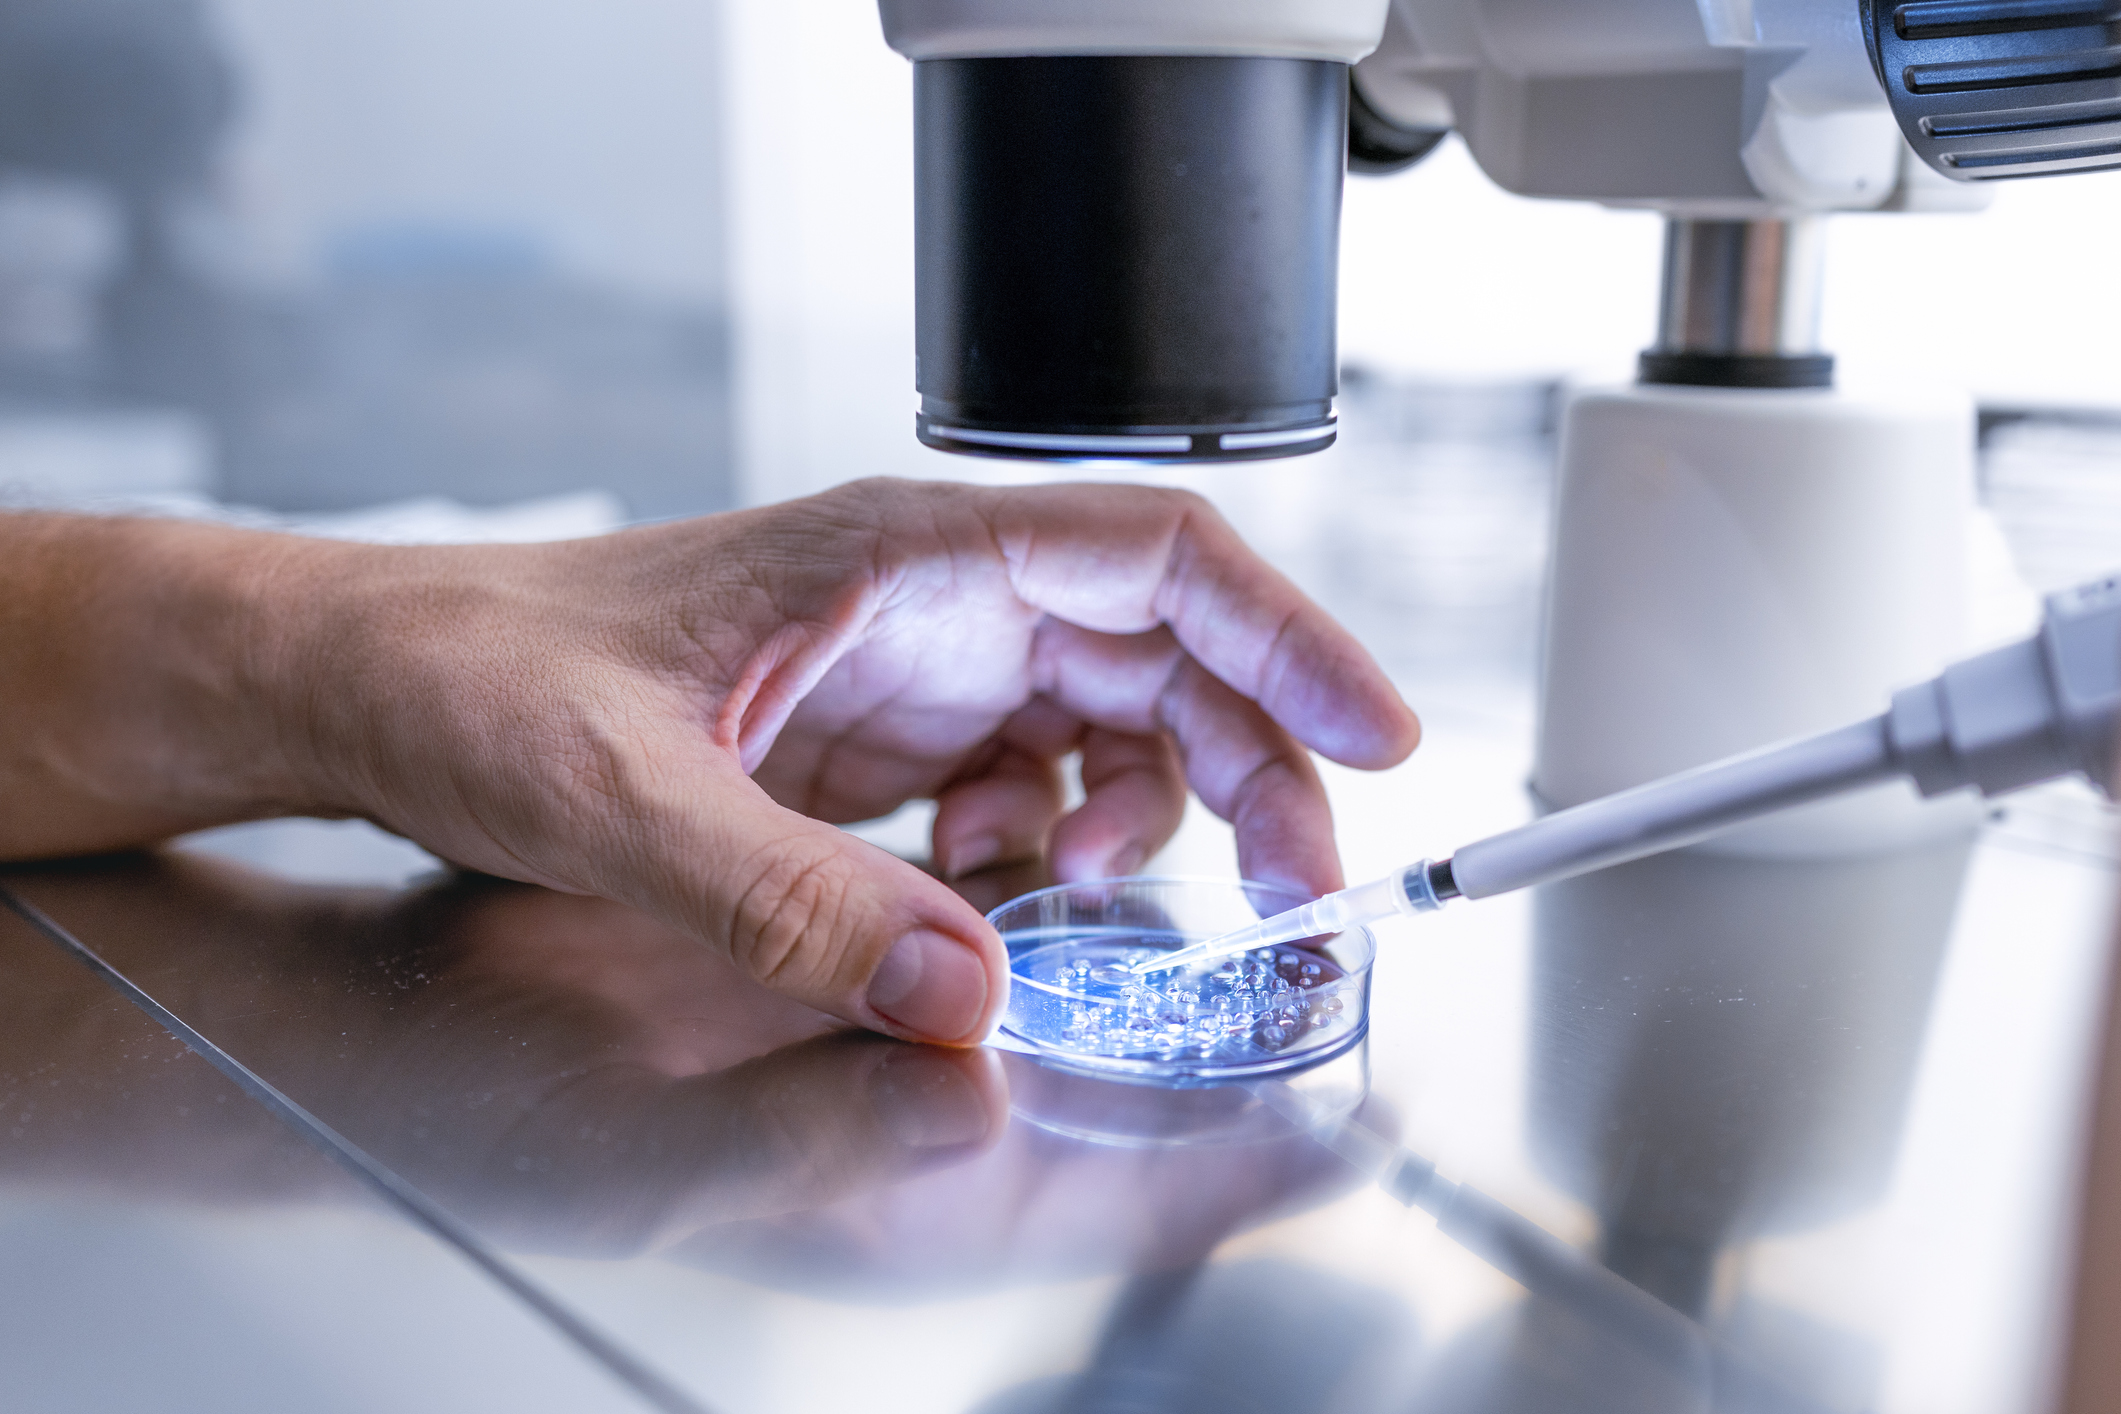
[{"x1": 1135, "y1": 575, "x2": 2121, "y2": 977}]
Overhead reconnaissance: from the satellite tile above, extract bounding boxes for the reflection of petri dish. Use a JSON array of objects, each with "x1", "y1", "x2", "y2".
[
  {"x1": 987, "y1": 877, "x2": 1376, "y2": 1083},
  {"x1": 1001, "y1": 1041, "x2": 1370, "y2": 1147}
]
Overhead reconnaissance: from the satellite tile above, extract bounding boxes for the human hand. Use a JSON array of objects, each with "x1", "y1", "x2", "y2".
[{"x1": 7, "y1": 480, "x2": 1419, "y2": 1045}]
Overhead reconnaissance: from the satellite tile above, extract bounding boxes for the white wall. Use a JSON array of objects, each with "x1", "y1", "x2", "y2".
[
  {"x1": 719, "y1": 0, "x2": 946, "y2": 504},
  {"x1": 1826, "y1": 171, "x2": 2121, "y2": 408}
]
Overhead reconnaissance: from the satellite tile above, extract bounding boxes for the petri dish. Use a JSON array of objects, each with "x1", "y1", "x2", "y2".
[{"x1": 987, "y1": 876, "x2": 1376, "y2": 1083}]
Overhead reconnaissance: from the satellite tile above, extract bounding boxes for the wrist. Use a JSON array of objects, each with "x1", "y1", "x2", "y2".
[
  {"x1": 208, "y1": 525, "x2": 373, "y2": 822},
  {"x1": 235, "y1": 530, "x2": 450, "y2": 828},
  {"x1": 135, "y1": 518, "x2": 359, "y2": 827}
]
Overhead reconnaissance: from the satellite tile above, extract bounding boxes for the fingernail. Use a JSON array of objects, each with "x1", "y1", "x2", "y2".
[
  {"x1": 867, "y1": 1050, "x2": 991, "y2": 1150},
  {"x1": 943, "y1": 832, "x2": 1003, "y2": 879},
  {"x1": 1106, "y1": 844, "x2": 1148, "y2": 878},
  {"x1": 868, "y1": 929, "x2": 990, "y2": 1043}
]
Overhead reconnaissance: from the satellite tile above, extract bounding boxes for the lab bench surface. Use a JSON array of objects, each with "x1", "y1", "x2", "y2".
[{"x1": 1, "y1": 694, "x2": 2114, "y2": 1414}]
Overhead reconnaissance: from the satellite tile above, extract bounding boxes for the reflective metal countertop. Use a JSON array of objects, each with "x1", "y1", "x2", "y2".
[{"x1": 2, "y1": 693, "x2": 2114, "y2": 1414}]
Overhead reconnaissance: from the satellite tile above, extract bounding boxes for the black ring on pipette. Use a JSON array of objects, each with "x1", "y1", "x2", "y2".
[{"x1": 1426, "y1": 858, "x2": 1462, "y2": 902}]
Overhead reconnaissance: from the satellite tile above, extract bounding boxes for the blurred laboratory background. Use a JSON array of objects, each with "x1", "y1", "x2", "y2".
[
  {"x1": 1, "y1": 0, "x2": 2119, "y2": 636},
  {"x1": 0, "y1": 0, "x2": 729, "y2": 534}
]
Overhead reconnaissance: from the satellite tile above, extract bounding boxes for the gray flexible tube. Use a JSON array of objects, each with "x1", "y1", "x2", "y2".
[{"x1": 1448, "y1": 717, "x2": 1899, "y2": 900}]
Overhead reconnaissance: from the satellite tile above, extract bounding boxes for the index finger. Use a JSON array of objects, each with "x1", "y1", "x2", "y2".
[{"x1": 974, "y1": 483, "x2": 1421, "y2": 770}]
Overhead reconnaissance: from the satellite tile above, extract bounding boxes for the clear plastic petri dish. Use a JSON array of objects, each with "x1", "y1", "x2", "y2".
[{"x1": 987, "y1": 876, "x2": 1376, "y2": 1083}]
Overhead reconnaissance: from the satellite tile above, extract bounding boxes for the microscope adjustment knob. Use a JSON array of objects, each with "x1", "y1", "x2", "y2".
[{"x1": 1864, "y1": 0, "x2": 2121, "y2": 179}]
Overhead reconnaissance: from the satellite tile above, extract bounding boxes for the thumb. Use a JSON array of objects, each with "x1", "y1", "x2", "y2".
[{"x1": 641, "y1": 769, "x2": 1009, "y2": 1047}]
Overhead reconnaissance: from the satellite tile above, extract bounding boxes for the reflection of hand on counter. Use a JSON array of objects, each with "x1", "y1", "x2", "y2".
[
  {"x1": 3, "y1": 856, "x2": 1359, "y2": 1281},
  {"x1": 676, "y1": 1083, "x2": 1364, "y2": 1300},
  {"x1": 2, "y1": 856, "x2": 1002, "y2": 1252},
  {"x1": 0, "y1": 482, "x2": 1419, "y2": 1045}
]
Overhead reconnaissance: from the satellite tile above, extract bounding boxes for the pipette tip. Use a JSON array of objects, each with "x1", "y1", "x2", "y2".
[
  {"x1": 1124, "y1": 860, "x2": 1451, "y2": 978},
  {"x1": 1127, "y1": 919, "x2": 1298, "y2": 977}
]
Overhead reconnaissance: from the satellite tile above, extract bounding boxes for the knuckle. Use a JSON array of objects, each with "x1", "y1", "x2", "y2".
[
  {"x1": 542, "y1": 697, "x2": 656, "y2": 822},
  {"x1": 727, "y1": 842, "x2": 861, "y2": 992},
  {"x1": 1148, "y1": 484, "x2": 1215, "y2": 526},
  {"x1": 829, "y1": 476, "x2": 909, "y2": 523}
]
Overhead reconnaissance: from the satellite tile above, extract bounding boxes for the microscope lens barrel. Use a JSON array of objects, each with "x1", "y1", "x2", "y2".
[{"x1": 911, "y1": 55, "x2": 1346, "y2": 463}]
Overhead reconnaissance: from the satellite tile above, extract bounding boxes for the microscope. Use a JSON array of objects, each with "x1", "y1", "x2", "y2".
[
  {"x1": 1349, "y1": 0, "x2": 2121, "y2": 849},
  {"x1": 875, "y1": 0, "x2": 2121, "y2": 847}
]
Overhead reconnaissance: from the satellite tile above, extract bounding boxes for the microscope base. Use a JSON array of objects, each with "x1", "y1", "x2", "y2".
[{"x1": 1534, "y1": 380, "x2": 1981, "y2": 858}]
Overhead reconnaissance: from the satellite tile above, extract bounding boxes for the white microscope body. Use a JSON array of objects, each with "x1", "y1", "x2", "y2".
[{"x1": 1360, "y1": 0, "x2": 1999, "y2": 855}]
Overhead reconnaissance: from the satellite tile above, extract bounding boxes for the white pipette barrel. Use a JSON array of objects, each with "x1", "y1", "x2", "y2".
[
  {"x1": 1134, "y1": 576, "x2": 2121, "y2": 977},
  {"x1": 1446, "y1": 717, "x2": 1896, "y2": 900}
]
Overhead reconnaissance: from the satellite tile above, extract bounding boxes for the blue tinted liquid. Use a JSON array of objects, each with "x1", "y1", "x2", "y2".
[{"x1": 1003, "y1": 927, "x2": 1355, "y2": 1071}]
